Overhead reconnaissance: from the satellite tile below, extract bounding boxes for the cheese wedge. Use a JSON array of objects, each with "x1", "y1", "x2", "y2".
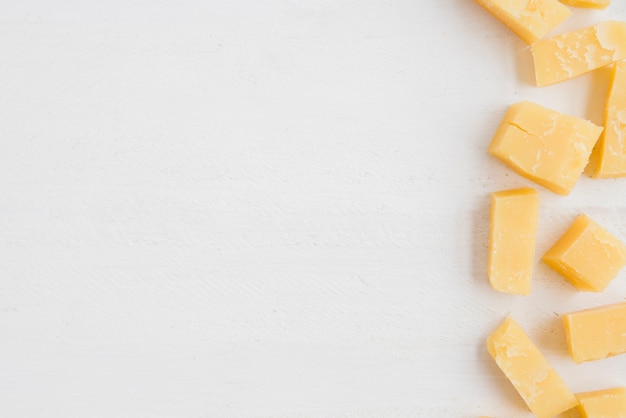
[
  {"x1": 487, "y1": 316, "x2": 578, "y2": 418},
  {"x1": 488, "y1": 101, "x2": 603, "y2": 195},
  {"x1": 594, "y1": 61, "x2": 626, "y2": 178},
  {"x1": 563, "y1": 302, "x2": 626, "y2": 363},
  {"x1": 474, "y1": 0, "x2": 571, "y2": 44},
  {"x1": 488, "y1": 188, "x2": 539, "y2": 295},
  {"x1": 532, "y1": 21, "x2": 626, "y2": 86},
  {"x1": 577, "y1": 387, "x2": 626, "y2": 418},
  {"x1": 559, "y1": 0, "x2": 610, "y2": 9},
  {"x1": 543, "y1": 214, "x2": 626, "y2": 292}
]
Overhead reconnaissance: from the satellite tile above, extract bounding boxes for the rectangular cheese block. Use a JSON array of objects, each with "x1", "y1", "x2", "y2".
[
  {"x1": 474, "y1": 0, "x2": 571, "y2": 44},
  {"x1": 559, "y1": 0, "x2": 610, "y2": 9},
  {"x1": 488, "y1": 101, "x2": 603, "y2": 195},
  {"x1": 532, "y1": 21, "x2": 626, "y2": 86},
  {"x1": 563, "y1": 302, "x2": 626, "y2": 363},
  {"x1": 487, "y1": 316, "x2": 578, "y2": 418},
  {"x1": 577, "y1": 387, "x2": 626, "y2": 418},
  {"x1": 488, "y1": 188, "x2": 539, "y2": 295},
  {"x1": 543, "y1": 214, "x2": 626, "y2": 292},
  {"x1": 593, "y1": 61, "x2": 626, "y2": 178}
]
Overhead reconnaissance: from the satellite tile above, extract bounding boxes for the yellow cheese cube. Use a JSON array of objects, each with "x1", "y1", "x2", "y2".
[
  {"x1": 474, "y1": 0, "x2": 571, "y2": 44},
  {"x1": 563, "y1": 302, "x2": 626, "y2": 363},
  {"x1": 488, "y1": 188, "x2": 539, "y2": 295},
  {"x1": 543, "y1": 214, "x2": 626, "y2": 292},
  {"x1": 532, "y1": 21, "x2": 626, "y2": 86},
  {"x1": 488, "y1": 101, "x2": 603, "y2": 195},
  {"x1": 559, "y1": 0, "x2": 610, "y2": 10},
  {"x1": 594, "y1": 61, "x2": 626, "y2": 178},
  {"x1": 576, "y1": 387, "x2": 626, "y2": 418},
  {"x1": 487, "y1": 316, "x2": 578, "y2": 418}
]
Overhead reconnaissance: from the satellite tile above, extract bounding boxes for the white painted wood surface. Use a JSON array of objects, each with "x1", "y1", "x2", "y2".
[{"x1": 1, "y1": 1, "x2": 625, "y2": 417}]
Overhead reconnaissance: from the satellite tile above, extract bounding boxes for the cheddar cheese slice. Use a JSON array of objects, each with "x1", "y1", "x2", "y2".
[
  {"x1": 532, "y1": 21, "x2": 626, "y2": 86},
  {"x1": 594, "y1": 61, "x2": 626, "y2": 178},
  {"x1": 488, "y1": 101, "x2": 603, "y2": 195},
  {"x1": 488, "y1": 188, "x2": 539, "y2": 295},
  {"x1": 487, "y1": 316, "x2": 578, "y2": 418},
  {"x1": 474, "y1": 0, "x2": 571, "y2": 44},
  {"x1": 563, "y1": 302, "x2": 626, "y2": 363},
  {"x1": 559, "y1": 0, "x2": 610, "y2": 9},
  {"x1": 577, "y1": 387, "x2": 626, "y2": 418},
  {"x1": 543, "y1": 214, "x2": 626, "y2": 292}
]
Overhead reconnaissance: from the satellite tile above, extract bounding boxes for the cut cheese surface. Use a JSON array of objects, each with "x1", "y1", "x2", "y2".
[
  {"x1": 474, "y1": 0, "x2": 571, "y2": 44},
  {"x1": 560, "y1": 0, "x2": 610, "y2": 9},
  {"x1": 488, "y1": 188, "x2": 539, "y2": 295},
  {"x1": 488, "y1": 101, "x2": 603, "y2": 195},
  {"x1": 487, "y1": 316, "x2": 578, "y2": 418},
  {"x1": 543, "y1": 214, "x2": 626, "y2": 292},
  {"x1": 532, "y1": 21, "x2": 626, "y2": 86},
  {"x1": 594, "y1": 61, "x2": 626, "y2": 178},
  {"x1": 577, "y1": 387, "x2": 626, "y2": 418},
  {"x1": 563, "y1": 302, "x2": 626, "y2": 363}
]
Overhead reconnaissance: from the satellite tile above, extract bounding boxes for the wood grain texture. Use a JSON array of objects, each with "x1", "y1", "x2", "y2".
[{"x1": 1, "y1": 1, "x2": 625, "y2": 417}]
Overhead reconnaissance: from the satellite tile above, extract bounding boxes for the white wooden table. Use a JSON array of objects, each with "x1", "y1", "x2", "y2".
[{"x1": 1, "y1": 1, "x2": 625, "y2": 416}]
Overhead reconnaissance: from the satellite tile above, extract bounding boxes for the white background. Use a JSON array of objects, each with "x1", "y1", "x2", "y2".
[{"x1": 1, "y1": 1, "x2": 626, "y2": 417}]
